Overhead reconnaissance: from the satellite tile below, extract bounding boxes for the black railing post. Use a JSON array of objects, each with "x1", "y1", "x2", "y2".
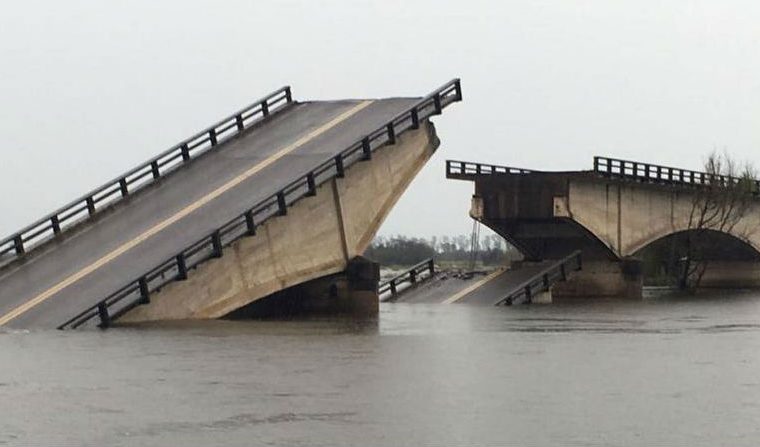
[
  {"x1": 560, "y1": 264, "x2": 567, "y2": 281},
  {"x1": 361, "y1": 138, "x2": 372, "y2": 160},
  {"x1": 454, "y1": 78, "x2": 463, "y2": 101},
  {"x1": 524, "y1": 285, "x2": 532, "y2": 304},
  {"x1": 235, "y1": 115, "x2": 244, "y2": 132},
  {"x1": 119, "y1": 178, "x2": 129, "y2": 197},
  {"x1": 428, "y1": 259, "x2": 435, "y2": 274},
  {"x1": 410, "y1": 107, "x2": 420, "y2": 129},
  {"x1": 306, "y1": 173, "x2": 317, "y2": 196},
  {"x1": 334, "y1": 155, "x2": 345, "y2": 178},
  {"x1": 593, "y1": 157, "x2": 601, "y2": 173},
  {"x1": 277, "y1": 192, "x2": 288, "y2": 216},
  {"x1": 410, "y1": 269, "x2": 417, "y2": 284},
  {"x1": 181, "y1": 144, "x2": 190, "y2": 162},
  {"x1": 433, "y1": 93, "x2": 442, "y2": 115},
  {"x1": 97, "y1": 302, "x2": 111, "y2": 329},
  {"x1": 51, "y1": 215, "x2": 61, "y2": 236},
  {"x1": 210, "y1": 230, "x2": 222, "y2": 258},
  {"x1": 261, "y1": 100, "x2": 270, "y2": 117},
  {"x1": 176, "y1": 254, "x2": 188, "y2": 280},
  {"x1": 390, "y1": 281, "x2": 397, "y2": 296},
  {"x1": 151, "y1": 161, "x2": 161, "y2": 179},
  {"x1": 138, "y1": 277, "x2": 150, "y2": 304},
  {"x1": 284, "y1": 87, "x2": 293, "y2": 103},
  {"x1": 244, "y1": 210, "x2": 256, "y2": 235},
  {"x1": 13, "y1": 235, "x2": 24, "y2": 255},
  {"x1": 211, "y1": 231, "x2": 223, "y2": 258},
  {"x1": 208, "y1": 129, "x2": 218, "y2": 146},
  {"x1": 86, "y1": 197, "x2": 96, "y2": 216},
  {"x1": 543, "y1": 273, "x2": 549, "y2": 289},
  {"x1": 387, "y1": 123, "x2": 396, "y2": 145}
]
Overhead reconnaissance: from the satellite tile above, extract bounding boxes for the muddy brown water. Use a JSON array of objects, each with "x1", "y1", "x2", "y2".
[{"x1": 1, "y1": 292, "x2": 759, "y2": 446}]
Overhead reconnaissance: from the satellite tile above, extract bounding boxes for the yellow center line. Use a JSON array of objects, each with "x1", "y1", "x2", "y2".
[
  {"x1": 0, "y1": 100, "x2": 374, "y2": 326},
  {"x1": 441, "y1": 268, "x2": 505, "y2": 304}
]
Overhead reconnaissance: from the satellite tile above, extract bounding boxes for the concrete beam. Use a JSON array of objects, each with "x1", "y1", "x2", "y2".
[{"x1": 560, "y1": 178, "x2": 760, "y2": 258}]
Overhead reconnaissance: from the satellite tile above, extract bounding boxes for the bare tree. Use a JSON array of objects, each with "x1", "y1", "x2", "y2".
[{"x1": 680, "y1": 151, "x2": 758, "y2": 291}]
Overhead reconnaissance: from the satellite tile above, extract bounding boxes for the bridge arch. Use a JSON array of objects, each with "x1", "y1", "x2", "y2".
[{"x1": 630, "y1": 228, "x2": 760, "y2": 261}]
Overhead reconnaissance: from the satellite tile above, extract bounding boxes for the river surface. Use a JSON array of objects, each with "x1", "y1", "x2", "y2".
[{"x1": 1, "y1": 292, "x2": 759, "y2": 446}]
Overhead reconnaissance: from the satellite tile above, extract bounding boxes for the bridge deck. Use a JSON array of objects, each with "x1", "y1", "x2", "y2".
[
  {"x1": 392, "y1": 264, "x2": 549, "y2": 305},
  {"x1": 392, "y1": 256, "x2": 580, "y2": 305},
  {"x1": 0, "y1": 97, "x2": 421, "y2": 328}
]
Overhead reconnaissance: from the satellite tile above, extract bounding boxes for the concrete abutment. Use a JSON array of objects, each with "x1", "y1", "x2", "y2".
[
  {"x1": 226, "y1": 257, "x2": 380, "y2": 318},
  {"x1": 551, "y1": 259, "x2": 643, "y2": 299}
]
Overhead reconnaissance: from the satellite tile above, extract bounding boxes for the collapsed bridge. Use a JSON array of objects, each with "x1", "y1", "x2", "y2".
[{"x1": 0, "y1": 80, "x2": 462, "y2": 329}]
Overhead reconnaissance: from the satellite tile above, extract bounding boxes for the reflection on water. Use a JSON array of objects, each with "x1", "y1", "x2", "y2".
[{"x1": 1, "y1": 291, "x2": 759, "y2": 446}]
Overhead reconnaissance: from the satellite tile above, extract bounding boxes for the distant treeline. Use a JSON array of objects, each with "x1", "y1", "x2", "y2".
[{"x1": 364, "y1": 234, "x2": 515, "y2": 266}]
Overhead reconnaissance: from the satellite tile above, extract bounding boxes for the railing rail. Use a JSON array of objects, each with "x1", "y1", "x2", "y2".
[
  {"x1": 0, "y1": 86, "x2": 294, "y2": 267},
  {"x1": 446, "y1": 160, "x2": 533, "y2": 177},
  {"x1": 594, "y1": 156, "x2": 760, "y2": 194},
  {"x1": 378, "y1": 258, "x2": 436, "y2": 301},
  {"x1": 58, "y1": 79, "x2": 463, "y2": 329},
  {"x1": 493, "y1": 250, "x2": 582, "y2": 306}
]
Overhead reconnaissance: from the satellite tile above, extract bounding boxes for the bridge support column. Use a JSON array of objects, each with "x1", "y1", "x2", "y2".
[
  {"x1": 226, "y1": 257, "x2": 379, "y2": 318},
  {"x1": 552, "y1": 258, "x2": 642, "y2": 299},
  {"x1": 532, "y1": 289, "x2": 552, "y2": 304}
]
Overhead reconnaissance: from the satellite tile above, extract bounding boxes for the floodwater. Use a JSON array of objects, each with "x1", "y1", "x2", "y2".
[{"x1": 1, "y1": 292, "x2": 759, "y2": 446}]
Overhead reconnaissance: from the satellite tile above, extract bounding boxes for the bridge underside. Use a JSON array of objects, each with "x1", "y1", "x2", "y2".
[
  {"x1": 637, "y1": 229, "x2": 760, "y2": 288},
  {"x1": 488, "y1": 219, "x2": 616, "y2": 262}
]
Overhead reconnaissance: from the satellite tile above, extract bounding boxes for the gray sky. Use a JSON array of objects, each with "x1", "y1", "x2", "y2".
[{"x1": 1, "y1": 0, "x2": 759, "y2": 239}]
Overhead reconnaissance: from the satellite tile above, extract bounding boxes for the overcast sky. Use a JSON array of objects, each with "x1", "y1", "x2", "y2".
[{"x1": 1, "y1": 0, "x2": 759, "y2": 239}]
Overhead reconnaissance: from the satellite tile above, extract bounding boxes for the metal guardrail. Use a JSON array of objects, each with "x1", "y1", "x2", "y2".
[
  {"x1": 493, "y1": 250, "x2": 582, "y2": 306},
  {"x1": 59, "y1": 79, "x2": 463, "y2": 329},
  {"x1": 446, "y1": 160, "x2": 533, "y2": 177},
  {"x1": 594, "y1": 156, "x2": 760, "y2": 194},
  {"x1": 378, "y1": 258, "x2": 435, "y2": 301},
  {"x1": 0, "y1": 87, "x2": 294, "y2": 267}
]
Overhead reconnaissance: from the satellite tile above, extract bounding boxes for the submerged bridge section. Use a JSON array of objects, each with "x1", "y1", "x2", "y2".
[
  {"x1": 0, "y1": 80, "x2": 462, "y2": 329},
  {"x1": 383, "y1": 251, "x2": 582, "y2": 305},
  {"x1": 448, "y1": 157, "x2": 760, "y2": 298}
]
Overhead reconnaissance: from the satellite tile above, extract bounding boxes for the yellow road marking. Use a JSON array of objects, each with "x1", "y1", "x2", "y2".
[
  {"x1": 441, "y1": 268, "x2": 505, "y2": 304},
  {"x1": 0, "y1": 100, "x2": 374, "y2": 326}
]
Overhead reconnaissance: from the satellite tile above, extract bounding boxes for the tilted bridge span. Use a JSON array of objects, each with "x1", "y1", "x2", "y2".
[{"x1": 0, "y1": 80, "x2": 462, "y2": 329}]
